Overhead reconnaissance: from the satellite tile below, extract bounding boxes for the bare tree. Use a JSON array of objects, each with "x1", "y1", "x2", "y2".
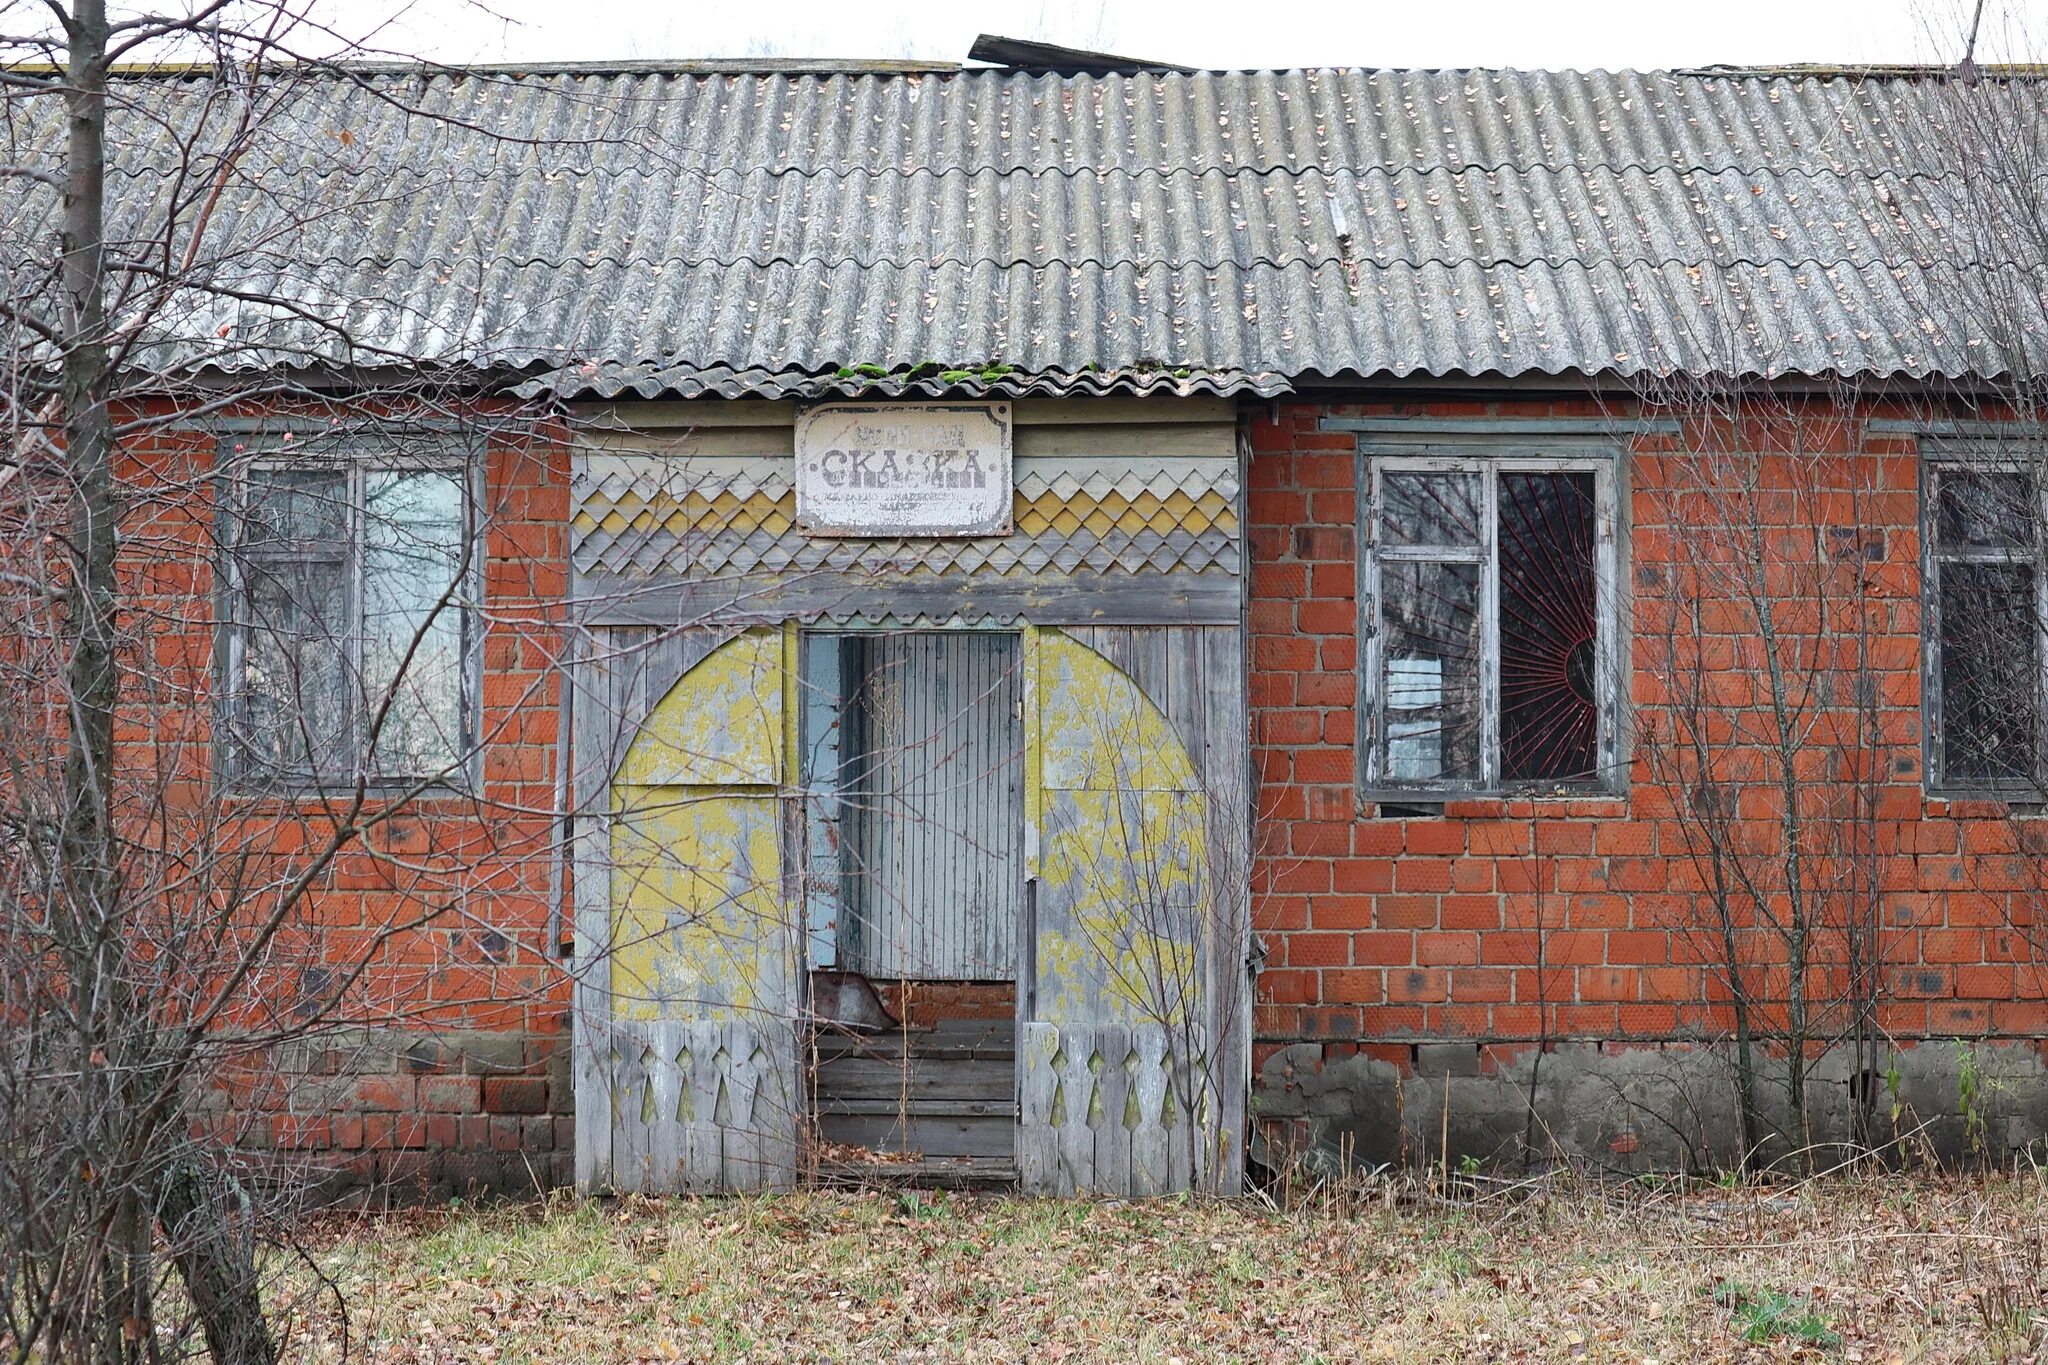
[
  {"x1": 1915, "y1": 48, "x2": 2048, "y2": 1017},
  {"x1": 1628, "y1": 382, "x2": 1896, "y2": 1170},
  {"x1": 0, "y1": 7, "x2": 604, "y2": 1359}
]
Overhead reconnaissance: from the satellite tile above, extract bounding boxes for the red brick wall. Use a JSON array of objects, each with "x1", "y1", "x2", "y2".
[
  {"x1": 103, "y1": 401, "x2": 577, "y2": 1197},
  {"x1": 1246, "y1": 397, "x2": 2048, "y2": 1075}
]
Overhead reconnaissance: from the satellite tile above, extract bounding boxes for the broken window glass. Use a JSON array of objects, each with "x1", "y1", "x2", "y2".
[
  {"x1": 1931, "y1": 465, "x2": 2043, "y2": 790},
  {"x1": 1498, "y1": 471, "x2": 1599, "y2": 783},
  {"x1": 1368, "y1": 458, "x2": 1610, "y2": 792}
]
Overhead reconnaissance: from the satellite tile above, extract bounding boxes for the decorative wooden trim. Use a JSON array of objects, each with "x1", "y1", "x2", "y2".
[{"x1": 575, "y1": 571, "x2": 1245, "y2": 628}]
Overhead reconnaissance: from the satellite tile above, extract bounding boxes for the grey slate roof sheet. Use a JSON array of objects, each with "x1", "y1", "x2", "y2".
[{"x1": 7, "y1": 64, "x2": 2042, "y2": 394}]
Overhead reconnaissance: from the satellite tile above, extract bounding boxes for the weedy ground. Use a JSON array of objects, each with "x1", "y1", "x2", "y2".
[{"x1": 283, "y1": 1170, "x2": 2048, "y2": 1364}]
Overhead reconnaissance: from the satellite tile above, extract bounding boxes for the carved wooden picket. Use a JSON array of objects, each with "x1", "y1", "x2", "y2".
[
  {"x1": 1017, "y1": 1021, "x2": 1209, "y2": 1196},
  {"x1": 604, "y1": 1019, "x2": 798, "y2": 1194}
]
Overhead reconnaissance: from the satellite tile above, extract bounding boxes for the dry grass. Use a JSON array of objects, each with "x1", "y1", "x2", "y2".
[{"x1": 281, "y1": 1171, "x2": 2048, "y2": 1364}]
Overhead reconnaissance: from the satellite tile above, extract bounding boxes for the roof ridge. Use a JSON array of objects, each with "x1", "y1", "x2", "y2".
[{"x1": 49, "y1": 59, "x2": 2048, "y2": 82}]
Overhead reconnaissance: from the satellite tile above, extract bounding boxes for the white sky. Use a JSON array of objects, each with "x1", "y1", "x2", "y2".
[{"x1": 332, "y1": 0, "x2": 2043, "y2": 71}]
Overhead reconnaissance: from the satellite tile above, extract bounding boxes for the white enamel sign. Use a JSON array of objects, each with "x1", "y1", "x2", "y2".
[{"x1": 795, "y1": 403, "x2": 1013, "y2": 537}]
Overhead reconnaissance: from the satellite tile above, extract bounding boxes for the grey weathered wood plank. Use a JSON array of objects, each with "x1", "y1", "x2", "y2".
[
  {"x1": 1203, "y1": 625, "x2": 1252, "y2": 1196},
  {"x1": 612, "y1": 1023, "x2": 651, "y2": 1195},
  {"x1": 1130, "y1": 1024, "x2": 1171, "y2": 1197},
  {"x1": 580, "y1": 570, "x2": 1243, "y2": 628},
  {"x1": 645, "y1": 1022, "x2": 682, "y2": 1192},
  {"x1": 569, "y1": 630, "x2": 622, "y2": 1194},
  {"x1": 1016, "y1": 1022, "x2": 1061, "y2": 1194},
  {"x1": 814, "y1": 1058, "x2": 1016, "y2": 1103},
  {"x1": 817, "y1": 1113, "x2": 1018, "y2": 1160},
  {"x1": 1054, "y1": 1024, "x2": 1096, "y2": 1198},
  {"x1": 722, "y1": 1020, "x2": 765, "y2": 1191},
  {"x1": 1016, "y1": 422, "x2": 1235, "y2": 457},
  {"x1": 683, "y1": 1022, "x2": 724, "y2": 1195},
  {"x1": 1092, "y1": 1022, "x2": 1133, "y2": 1196},
  {"x1": 573, "y1": 1020, "x2": 615, "y2": 1193},
  {"x1": 1164, "y1": 1031, "x2": 1196, "y2": 1195}
]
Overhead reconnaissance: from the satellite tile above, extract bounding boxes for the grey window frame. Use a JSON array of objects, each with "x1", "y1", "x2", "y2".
[
  {"x1": 1923, "y1": 452, "x2": 2048, "y2": 797},
  {"x1": 217, "y1": 444, "x2": 482, "y2": 792},
  {"x1": 1358, "y1": 447, "x2": 1623, "y2": 798}
]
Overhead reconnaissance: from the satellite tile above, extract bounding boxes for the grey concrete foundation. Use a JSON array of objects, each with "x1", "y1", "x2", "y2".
[{"x1": 1253, "y1": 1038, "x2": 2048, "y2": 1175}]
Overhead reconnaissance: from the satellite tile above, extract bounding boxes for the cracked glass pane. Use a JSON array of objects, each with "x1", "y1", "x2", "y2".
[
  {"x1": 1940, "y1": 561, "x2": 2038, "y2": 785},
  {"x1": 1498, "y1": 471, "x2": 1599, "y2": 783}
]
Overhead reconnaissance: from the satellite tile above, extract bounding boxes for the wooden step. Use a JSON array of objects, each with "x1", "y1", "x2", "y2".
[
  {"x1": 817, "y1": 1111, "x2": 1014, "y2": 1160},
  {"x1": 814, "y1": 1155, "x2": 1018, "y2": 1190},
  {"x1": 810, "y1": 1022, "x2": 1017, "y2": 1163},
  {"x1": 812, "y1": 1056, "x2": 1014, "y2": 1105},
  {"x1": 812, "y1": 1020, "x2": 1016, "y2": 1063}
]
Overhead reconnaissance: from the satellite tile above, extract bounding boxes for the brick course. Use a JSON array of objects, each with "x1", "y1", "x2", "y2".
[
  {"x1": 138, "y1": 391, "x2": 2048, "y2": 1184},
  {"x1": 1247, "y1": 397, "x2": 2048, "y2": 1081},
  {"x1": 111, "y1": 399, "x2": 579, "y2": 1200}
]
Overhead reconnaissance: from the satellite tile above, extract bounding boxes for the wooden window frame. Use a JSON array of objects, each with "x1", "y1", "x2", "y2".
[
  {"x1": 1357, "y1": 448, "x2": 1623, "y2": 800},
  {"x1": 217, "y1": 447, "x2": 482, "y2": 793},
  {"x1": 1922, "y1": 453, "x2": 2048, "y2": 798}
]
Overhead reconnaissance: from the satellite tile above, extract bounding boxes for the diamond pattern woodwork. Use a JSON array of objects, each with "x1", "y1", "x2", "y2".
[{"x1": 571, "y1": 455, "x2": 1241, "y2": 581}]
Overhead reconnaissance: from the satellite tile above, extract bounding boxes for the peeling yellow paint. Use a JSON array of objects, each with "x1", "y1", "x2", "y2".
[
  {"x1": 609, "y1": 786, "x2": 785, "y2": 1022},
  {"x1": 1031, "y1": 631, "x2": 1207, "y2": 1024},
  {"x1": 614, "y1": 629, "x2": 785, "y2": 787},
  {"x1": 609, "y1": 631, "x2": 794, "y2": 1023},
  {"x1": 1038, "y1": 632, "x2": 1200, "y2": 794}
]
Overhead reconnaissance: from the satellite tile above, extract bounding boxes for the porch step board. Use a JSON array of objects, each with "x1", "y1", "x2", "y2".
[
  {"x1": 812, "y1": 1019, "x2": 1016, "y2": 1064},
  {"x1": 815, "y1": 1156, "x2": 1020, "y2": 1191},
  {"x1": 812, "y1": 1057, "x2": 1014, "y2": 1104},
  {"x1": 816, "y1": 1110, "x2": 1016, "y2": 1160}
]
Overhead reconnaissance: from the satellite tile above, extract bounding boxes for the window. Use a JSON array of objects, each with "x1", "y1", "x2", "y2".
[
  {"x1": 1926, "y1": 462, "x2": 2044, "y2": 792},
  {"x1": 222, "y1": 459, "x2": 474, "y2": 787},
  {"x1": 1361, "y1": 454, "x2": 1617, "y2": 793}
]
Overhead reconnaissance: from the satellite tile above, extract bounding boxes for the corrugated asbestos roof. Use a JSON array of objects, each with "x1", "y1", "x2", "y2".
[{"x1": 5, "y1": 64, "x2": 2043, "y2": 396}]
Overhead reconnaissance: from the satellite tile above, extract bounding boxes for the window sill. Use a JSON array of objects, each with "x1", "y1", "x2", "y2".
[
  {"x1": 217, "y1": 780, "x2": 480, "y2": 813},
  {"x1": 1925, "y1": 790, "x2": 2048, "y2": 818},
  {"x1": 1359, "y1": 790, "x2": 1626, "y2": 819}
]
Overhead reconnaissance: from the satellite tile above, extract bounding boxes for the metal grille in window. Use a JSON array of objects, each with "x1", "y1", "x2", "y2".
[
  {"x1": 1368, "y1": 458, "x2": 1609, "y2": 792},
  {"x1": 1498, "y1": 472, "x2": 1598, "y2": 782},
  {"x1": 1930, "y1": 466, "x2": 2042, "y2": 790}
]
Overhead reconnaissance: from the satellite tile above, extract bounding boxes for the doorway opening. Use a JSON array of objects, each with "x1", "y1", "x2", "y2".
[{"x1": 798, "y1": 630, "x2": 1025, "y2": 1183}]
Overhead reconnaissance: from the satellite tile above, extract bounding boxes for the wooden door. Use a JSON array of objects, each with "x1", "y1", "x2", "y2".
[
  {"x1": 578, "y1": 628, "x2": 801, "y2": 1193},
  {"x1": 1016, "y1": 627, "x2": 1247, "y2": 1196}
]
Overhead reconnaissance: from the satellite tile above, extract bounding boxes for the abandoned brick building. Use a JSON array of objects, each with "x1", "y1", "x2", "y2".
[{"x1": 30, "y1": 40, "x2": 2048, "y2": 1195}]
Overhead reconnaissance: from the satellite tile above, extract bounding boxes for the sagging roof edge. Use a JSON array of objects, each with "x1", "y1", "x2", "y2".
[{"x1": 163, "y1": 360, "x2": 2026, "y2": 408}]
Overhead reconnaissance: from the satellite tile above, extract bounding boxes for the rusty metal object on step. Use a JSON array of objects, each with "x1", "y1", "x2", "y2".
[{"x1": 809, "y1": 970, "x2": 900, "y2": 1033}]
